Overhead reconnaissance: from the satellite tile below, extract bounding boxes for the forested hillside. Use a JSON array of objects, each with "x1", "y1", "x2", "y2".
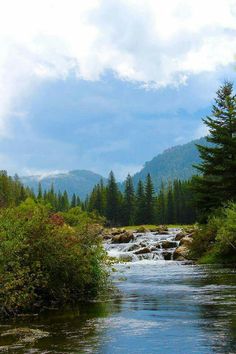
[{"x1": 132, "y1": 137, "x2": 208, "y2": 191}]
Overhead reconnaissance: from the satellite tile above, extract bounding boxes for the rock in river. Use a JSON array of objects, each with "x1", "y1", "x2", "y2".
[{"x1": 111, "y1": 231, "x2": 134, "y2": 243}]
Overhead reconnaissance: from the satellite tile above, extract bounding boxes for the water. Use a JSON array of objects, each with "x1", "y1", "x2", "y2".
[{"x1": 0, "y1": 230, "x2": 236, "y2": 353}]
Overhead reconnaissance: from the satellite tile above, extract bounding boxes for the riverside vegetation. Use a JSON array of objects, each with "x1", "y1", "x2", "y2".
[
  {"x1": 0, "y1": 82, "x2": 235, "y2": 318},
  {"x1": 0, "y1": 177, "x2": 108, "y2": 317}
]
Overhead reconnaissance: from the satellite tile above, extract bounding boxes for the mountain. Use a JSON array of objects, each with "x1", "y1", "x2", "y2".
[
  {"x1": 131, "y1": 137, "x2": 207, "y2": 191},
  {"x1": 20, "y1": 170, "x2": 106, "y2": 200}
]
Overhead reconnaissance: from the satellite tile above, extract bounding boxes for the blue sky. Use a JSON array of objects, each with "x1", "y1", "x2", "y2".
[{"x1": 0, "y1": 1, "x2": 236, "y2": 180}]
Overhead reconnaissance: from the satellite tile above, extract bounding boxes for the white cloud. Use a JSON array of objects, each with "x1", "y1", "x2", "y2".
[{"x1": 0, "y1": 0, "x2": 236, "y2": 135}]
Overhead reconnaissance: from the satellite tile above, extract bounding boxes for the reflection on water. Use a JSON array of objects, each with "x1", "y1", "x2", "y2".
[{"x1": 0, "y1": 262, "x2": 236, "y2": 353}]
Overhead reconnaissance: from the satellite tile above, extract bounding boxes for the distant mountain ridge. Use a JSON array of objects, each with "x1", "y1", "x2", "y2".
[
  {"x1": 20, "y1": 137, "x2": 207, "y2": 199},
  {"x1": 20, "y1": 170, "x2": 106, "y2": 200},
  {"x1": 131, "y1": 137, "x2": 207, "y2": 190}
]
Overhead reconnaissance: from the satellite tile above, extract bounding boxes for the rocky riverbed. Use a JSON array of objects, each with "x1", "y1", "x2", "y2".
[{"x1": 103, "y1": 226, "x2": 195, "y2": 262}]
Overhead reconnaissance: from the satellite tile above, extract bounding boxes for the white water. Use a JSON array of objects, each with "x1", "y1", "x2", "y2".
[{"x1": 104, "y1": 228, "x2": 180, "y2": 262}]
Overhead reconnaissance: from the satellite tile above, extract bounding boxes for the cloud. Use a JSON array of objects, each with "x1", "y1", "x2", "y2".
[{"x1": 0, "y1": 0, "x2": 236, "y2": 137}]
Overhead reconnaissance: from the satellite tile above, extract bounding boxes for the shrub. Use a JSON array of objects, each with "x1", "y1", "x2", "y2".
[
  {"x1": 0, "y1": 199, "x2": 108, "y2": 317},
  {"x1": 190, "y1": 203, "x2": 236, "y2": 263}
]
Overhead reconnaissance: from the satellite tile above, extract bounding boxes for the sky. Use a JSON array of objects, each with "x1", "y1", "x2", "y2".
[{"x1": 0, "y1": 0, "x2": 236, "y2": 180}]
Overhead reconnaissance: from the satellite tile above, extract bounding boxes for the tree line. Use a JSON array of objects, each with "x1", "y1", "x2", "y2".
[
  {"x1": 86, "y1": 172, "x2": 196, "y2": 226},
  {"x1": 0, "y1": 170, "x2": 81, "y2": 212}
]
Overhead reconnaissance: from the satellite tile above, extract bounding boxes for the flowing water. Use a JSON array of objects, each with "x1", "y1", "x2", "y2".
[{"x1": 0, "y1": 229, "x2": 236, "y2": 353}]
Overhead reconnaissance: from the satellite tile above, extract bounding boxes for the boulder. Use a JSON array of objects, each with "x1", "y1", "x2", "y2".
[
  {"x1": 162, "y1": 251, "x2": 172, "y2": 260},
  {"x1": 173, "y1": 245, "x2": 189, "y2": 260},
  {"x1": 175, "y1": 231, "x2": 187, "y2": 241},
  {"x1": 111, "y1": 231, "x2": 134, "y2": 243},
  {"x1": 136, "y1": 226, "x2": 149, "y2": 233},
  {"x1": 179, "y1": 236, "x2": 193, "y2": 247},
  {"x1": 134, "y1": 247, "x2": 151, "y2": 255},
  {"x1": 161, "y1": 240, "x2": 177, "y2": 249},
  {"x1": 110, "y1": 227, "x2": 126, "y2": 235}
]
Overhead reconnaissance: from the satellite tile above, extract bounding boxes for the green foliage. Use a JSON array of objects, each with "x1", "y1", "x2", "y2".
[
  {"x1": 135, "y1": 180, "x2": 146, "y2": 225},
  {"x1": 194, "y1": 82, "x2": 236, "y2": 218},
  {"x1": 123, "y1": 174, "x2": 135, "y2": 226},
  {"x1": 144, "y1": 174, "x2": 155, "y2": 224},
  {"x1": 87, "y1": 171, "x2": 197, "y2": 226},
  {"x1": 190, "y1": 203, "x2": 236, "y2": 263},
  {"x1": 61, "y1": 206, "x2": 105, "y2": 227},
  {"x1": 106, "y1": 171, "x2": 121, "y2": 225},
  {"x1": 0, "y1": 199, "x2": 107, "y2": 317}
]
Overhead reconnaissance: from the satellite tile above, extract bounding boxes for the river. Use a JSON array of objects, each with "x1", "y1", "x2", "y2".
[{"x1": 0, "y1": 229, "x2": 236, "y2": 353}]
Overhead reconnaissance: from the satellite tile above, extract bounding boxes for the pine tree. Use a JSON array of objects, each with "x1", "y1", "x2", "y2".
[
  {"x1": 123, "y1": 174, "x2": 135, "y2": 225},
  {"x1": 166, "y1": 184, "x2": 174, "y2": 224},
  {"x1": 61, "y1": 191, "x2": 69, "y2": 211},
  {"x1": 106, "y1": 171, "x2": 120, "y2": 225},
  {"x1": 194, "y1": 82, "x2": 236, "y2": 217},
  {"x1": 144, "y1": 174, "x2": 155, "y2": 224},
  {"x1": 71, "y1": 193, "x2": 77, "y2": 208},
  {"x1": 76, "y1": 196, "x2": 81, "y2": 207},
  {"x1": 135, "y1": 180, "x2": 145, "y2": 225},
  {"x1": 156, "y1": 181, "x2": 166, "y2": 224},
  {"x1": 37, "y1": 182, "x2": 43, "y2": 200}
]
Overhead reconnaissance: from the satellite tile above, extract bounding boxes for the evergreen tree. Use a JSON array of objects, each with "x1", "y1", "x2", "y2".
[
  {"x1": 123, "y1": 174, "x2": 135, "y2": 225},
  {"x1": 76, "y1": 196, "x2": 81, "y2": 207},
  {"x1": 194, "y1": 82, "x2": 236, "y2": 217},
  {"x1": 61, "y1": 191, "x2": 69, "y2": 211},
  {"x1": 156, "y1": 181, "x2": 166, "y2": 224},
  {"x1": 71, "y1": 193, "x2": 77, "y2": 208},
  {"x1": 166, "y1": 184, "x2": 174, "y2": 224},
  {"x1": 37, "y1": 182, "x2": 43, "y2": 200},
  {"x1": 135, "y1": 180, "x2": 146, "y2": 225},
  {"x1": 144, "y1": 174, "x2": 155, "y2": 224},
  {"x1": 106, "y1": 171, "x2": 120, "y2": 225}
]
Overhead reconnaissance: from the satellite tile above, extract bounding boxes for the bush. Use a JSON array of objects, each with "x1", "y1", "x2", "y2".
[
  {"x1": 0, "y1": 199, "x2": 108, "y2": 317},
  {"x1": 190, "y1": 203, "x2": 236, "y2": 263},
  {"x1": 60, "y1": 206, "x2": 105, "y2": 227}
]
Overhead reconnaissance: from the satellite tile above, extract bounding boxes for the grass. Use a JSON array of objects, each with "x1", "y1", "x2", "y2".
[{"x1": 111, "y1": 224, "x2": 195, "y2": 231}]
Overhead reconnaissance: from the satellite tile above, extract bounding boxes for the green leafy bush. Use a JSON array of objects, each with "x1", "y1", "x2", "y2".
[
  {"x1": 190, "y1": 203, "x2": 236, "y2": 263},
  {"x1": 0, "y1": 199, "x2": 107, "y2": 317}
]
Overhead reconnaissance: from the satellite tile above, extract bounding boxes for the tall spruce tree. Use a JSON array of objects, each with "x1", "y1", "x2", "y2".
[
  {"x1": 135, "y1": 180, "x2": 146, "y2": 225},
  {"x1": 71, "y1": 193, "x2": 77, "y2": 208},
  {"x1": 156, "y1": 181, "x2": 166, "y2": 224},
  {"x1": 123, "y1": 174, "x2": 135, "y2": 225},
  {"x1": 166, "y1": 184, "x2": 174, "y2": 224},
  {"x1": 106, "y1": 171, "x2": 120, "y2": 225},
  {"x1": 194, "y1": 82, "x2": 236, "y2": 217},
  {"x1": 144, "y1": 174, "x2": 155, "y2": 224}
]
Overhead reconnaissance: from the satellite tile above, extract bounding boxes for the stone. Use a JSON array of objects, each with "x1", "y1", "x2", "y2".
[
  {"x1": 161, "y1": 240, "x2": 177, "y2": 249},
  {"x1": 175, "y1": 231, "x2": 187, "y2": 241},
  {"x1": 179, "y1": 236, "x2": 193, "y2": 247},
  {"x1": 136, "y1": 226, "x2": 149, "y2": 233},
  {"x1": 111, "y1": 231, "x2": 134, "y2": 243},
  {"x1": 162, "y1": 251, "x2": 172, "y2": 260},
  {"x1": 173, "y1": 245, "x2": 189, "y2": 260},
  {"x1": 134, "y1": 247, "x2": 151, "y2": 255}
]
